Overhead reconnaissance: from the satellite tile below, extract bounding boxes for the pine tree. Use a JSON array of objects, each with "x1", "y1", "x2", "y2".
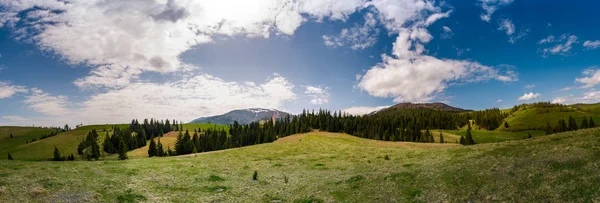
[
  {"x1": 157, "y1": 138, "x2": 165, "y2": 157},
  {"x1": 439, "y1": 132, "x2": 444, "y2": 143},
  {"x1": 582, "y1": 117, "x2": 590, "y2": 129},
  {"x1": 504, "y1": 121, "x2": 509, "y2": 128},
  {"x1": 53, "y1": 147, "x2": 62, "y2": 161},
  {"x1": 148, "y1": 137, "x2": 157, "y2": 157},
  {"x1": 459, "y1": 136, "x2": 465, "y2": 145},
  {"x1": 568, "y1": 115, "x2": 578, "y2": 131},
  {"x1": 591, "y1": 117, "x2": 596, "y2": 128},
  {"x1": 7, "y1": 153, "x2": 13, "y2": 160},
  {"x1": 175, "y1": 130, "x2": 184, "y2": 155},
  {"x1": 9, "y1": 133, "x2": 13, "y2": 138},
  {"x1": 464, "y1": 127, "x2": 476, "y2": 145},
  {"x1": 118, "y1": 138, "x2": 128, "y2": 160},
  {"x1": 528, "y1": 133, "x2": 532, "y2": 139},
  {"x1": 91, "y1": 139, "x2": 101, "y2": 160},
  {"x1": 545, "y1": 122, "x2": 553, "y2": 135}
]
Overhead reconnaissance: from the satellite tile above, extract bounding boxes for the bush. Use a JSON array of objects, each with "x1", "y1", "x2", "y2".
[
  {"x1": 7, "y1": 153, "x2": 13, "y2": 160},
  {"x1": 252, "y1": 170, "x2": 258, "y2": 181}
]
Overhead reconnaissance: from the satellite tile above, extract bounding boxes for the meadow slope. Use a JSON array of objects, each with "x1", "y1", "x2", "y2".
[{"x1": 0, "y1": 129, "x2": 599, "y2": 202}]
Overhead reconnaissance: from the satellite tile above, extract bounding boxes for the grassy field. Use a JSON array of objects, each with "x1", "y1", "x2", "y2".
[
  {"x1": 439, "y1": 129, "x2": 546, "y2": 143},
  {"x1": 0, "y1": 127, "x2": 58, "y2": 160},
  {"x1": 0, "y1": 129, "x2": 599, "y2": 202}
]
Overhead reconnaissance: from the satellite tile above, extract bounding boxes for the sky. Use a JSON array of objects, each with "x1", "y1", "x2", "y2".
[{"x1": 0, "y1": 0, "x2": 599, "y2": 126}]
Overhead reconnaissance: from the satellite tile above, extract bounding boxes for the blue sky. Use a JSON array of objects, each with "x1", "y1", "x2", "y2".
[{"x1": 0, "y1": 0, "x2": 599, "y2": 126}]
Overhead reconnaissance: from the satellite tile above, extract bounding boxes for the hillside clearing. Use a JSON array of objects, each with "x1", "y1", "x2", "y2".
[{"x1": 1, "y1": 129, "x2": 599, "y2": 202}]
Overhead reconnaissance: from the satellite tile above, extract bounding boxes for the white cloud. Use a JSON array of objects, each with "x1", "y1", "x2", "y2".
[
  {"x1": 517, "y1": 92, "x2": 541, "y2": 101},
  {"x1": 575, "y1": 67, "x2": 600, "y2": 88},
  {"x1": 525, "y1": 84, "x2": 535, "y2": 89},
  {"x1": 498, "y1": 19, "x2": 515, "y2": 35},
  {"x1": 479, "y1": 0, "x2": 514, "y2": 22},
  {"x1": 0, "y1": 0, "x2": 366, "y2": 88},
  {"x1": 353, "y1": 1, "x2": 516, "y2": 102},
  {"x1": 23, "y1": 88, "x2": 71, "y2": 116},
  {"x1": 342, "y1": 105, "x2": 390, "y2": 115},
  {"x1": 0, "y1": 81, "x2": 27, "y2": 99},
  {"x1": 583, "y1": 40, "x2": 600, "y2": 50},
  {"x1": 539, "y1": 34, "x2": 578, "y2": 57},
  {"x1": 323, "y1": 12, "x2": 379, "y2": 50},
  {"x1": 1, "y1": 116, "x2": 28, "y2": 122},
  {"x1": 441, "y1": 26, "x2": 453, "y2": 39},
  {"x1": 16, "y1": 73, "x2": 297, "y2": 126},
  {"x1": 551, "y1": 91, "x2": 600, "y2": 104},
  {"x1": 304, "y1": 85, "x2": 330, "y2": 105},
  {"x1": 496, "y1": 99, "x2": 503, "y2": 102}
]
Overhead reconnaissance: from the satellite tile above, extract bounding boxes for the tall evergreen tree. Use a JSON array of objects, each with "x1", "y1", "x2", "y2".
[
  {"x1": 545, "y1": 122, "x2": 553, "y2": 135},
  {"x1": 568, "y1": 115, "x2": 578, "y2": 131},
  {"x1": 504, "y1": 121, "x2": 509, "y2": 128},
  {"x1": 118, "y1": 138, "x2": 128, "y2": 160},
  {"x1": 148, "y1": 137, "x2": 157, "y2": 157},
  {"x1": 53, "y1": 147, "x2": 62, "y2": 161},
  {"x1": 439, "y1": 132, "x2": 444, "y2": 143},
  {"x1": 581, "y1": 117, "x2": 590, "y2": 129},
  {"x1": 157, "y1": 138, "x2": 165, "y2": 157},
  {"x1": 7, "y1": 153, "x2": 13, "y2": 160},
  {"x1": 590, "y1": 117, "x2": 596, "y2": 128}
]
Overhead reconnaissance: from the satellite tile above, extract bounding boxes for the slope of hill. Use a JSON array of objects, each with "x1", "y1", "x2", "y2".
[
  {"x1": 499, "y1": 103, "x2": 600, "y2": 131},
  {"x1": 189, "y1": 108, "x2": 290, "y2": 125},
  {"x1": 0, "y1": 124, "x2": 228, "y2": 161},
  {"x1": 1, "y1": 129, "x2": 599, "y2": 202},
  {"x1": 389, "y1": 102, "x2": 469, "y2": 112}
]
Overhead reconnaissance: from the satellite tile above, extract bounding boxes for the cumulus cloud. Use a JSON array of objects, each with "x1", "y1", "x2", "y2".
[
  {"x1": 0, "y1": 81, "x2": 28, "y2": 99},
  {"x1": 479, "y1": 0, "x2": 514, "y2": 22},
  {"x1": 342, "y1": 105, "x2": 390, "y2": 115},
  {"x1": 517, "y1": 92, "x2": 541, "y2": 101},
  {"x1": 323, "y1": 12, "x2": 379, "y2": 50},
  {"x1": 498, "y1": 19, "x2": 515, "y2": 35},
  {"x1": 575, "y1": 67, "x2": 600, "y2": 88},
  {"x1": 0, "y1": 0, "x2": 365, "y2": 88},
  {"x1": 353, "y1": 1, "x2": 517, "y2": 102},
  {"x1": 525, "y1": 84, "x2": 535, "y2": 89},
  {"x1": 17, "y1": 74, "x2": 297, "y2": 125},
  {"x1": 539, "y1": 34, "x2": 578, "y2": 57},
  {"x1": 552, "y1": 91, "x2": 600, "y2": 104},
  {"x1": 304, "y1": 85, "x2": 330, "y2": 105},
  {"x1": 583, "y1": 40, "x2": 600, "y2": 50},
  {"x1": 23, "y1": 88, "x2": 71, "y2": 116}
]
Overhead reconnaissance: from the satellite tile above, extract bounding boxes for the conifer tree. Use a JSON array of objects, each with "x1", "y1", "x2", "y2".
[
  {"x1": 148, "y1": 137, "x2": 157, "y2": 157},
  {"x1": 157, "y1": 138, "x2": 165, "y2": 157},
  {"x1": 582, "y1": 117, "x2": 590, "y2": 129},
  {"x1": 459, "y1": 136, "x2": 465, "y2": 145},
  {"x1": 9, "y1": 133, "x2": 13, "y2": 138},
  {"x1": 590, "y1": 117, "x2": 596, "y2": 128},
  {"x1": 545, "y1": 122, "x2": 553, "y2": 135},
  {"x1": 175, "y1": 130, "x2": 184, "y2": 155},
  {"x1": 439, "y1": 132, "x2": 444, "y2": 143},
  {"x1": 7, "y1": 153, "x2": 13, "y2": 160},
  {"x1": 568, "y1": 115, "x2": 578, "y2": 131},
  {"x1": 504, "y1": 121, "x2": 509, "y2": 128},
  {"x1": 118, "y1": 138, "x2": 128, "y2": 160},
  {"x1": 91, "y1": 139, "x2": 101, "y2": 160},
  {"x1": 53, "y1": 147, "x2": 62, "y2": 161}
]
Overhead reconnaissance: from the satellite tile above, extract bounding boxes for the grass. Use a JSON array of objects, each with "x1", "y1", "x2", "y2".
[
  {"x1": 500, "y1": 103, "x2": 600, "y2": 131},
  {"x1": 0, "y1": 123, "x2": 228, "y2": 160},
  {"x1": 0, "y1": 129, "x2": 599, "y2": 202},
  {"x1": 440, "y1": 129, "x2": 546, "y2": 143}
]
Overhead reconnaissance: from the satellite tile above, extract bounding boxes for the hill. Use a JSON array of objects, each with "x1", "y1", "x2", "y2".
[
  {"x1": 1, "y1": 129, "x2": 599, "y2": 202},
  {"x1": 0, "y1": 124, "x2": 227, "y2": 161},
  {"x1": 499, "y1": 102, "x2": 600, "y2": 131},
  {"x1": 189, "y1": 108, "x2": 290, "y2": 125},
  {"x1": 389, "y1": 102, "x2": 468, "y2": 112}
]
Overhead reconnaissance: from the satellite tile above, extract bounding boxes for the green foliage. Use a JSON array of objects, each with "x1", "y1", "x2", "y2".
[
  {"x1": 52, "y1": 147, "x2": 63, "y2": 161},
  {"x1": 157, "y1": 138, "x2": 165, "y2": 157},
  {"x1": 118, "y1": 138, "x2": 128, "y2": 160},
  {"x1": 148, "y1": 137, "x2": 157, "y2": 157}
]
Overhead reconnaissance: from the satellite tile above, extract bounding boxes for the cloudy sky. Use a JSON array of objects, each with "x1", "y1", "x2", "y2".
[{"x1": 0, "y1": 0, "x2": 599, "y2": 126}]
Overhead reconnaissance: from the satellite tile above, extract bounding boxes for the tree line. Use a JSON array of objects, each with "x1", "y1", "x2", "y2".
[{"x1": 544, "y1": 115, "x2": 595, "y2": 135}]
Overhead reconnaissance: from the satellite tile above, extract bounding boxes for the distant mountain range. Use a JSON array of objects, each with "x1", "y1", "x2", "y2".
[{"x1": 189, "y1": 108, "x2": 290, "y2": 125}]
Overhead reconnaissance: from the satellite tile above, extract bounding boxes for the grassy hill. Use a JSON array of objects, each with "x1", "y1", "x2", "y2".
[
  {"x1": 1, "y1": 129, "x2": 599, "y2": 202},
  {"x1": 0, "y1": 124, "x2": 228, "y2": 161},
  {"x1": 499, "y1": 103, "x2": 600, "y2": 131}
]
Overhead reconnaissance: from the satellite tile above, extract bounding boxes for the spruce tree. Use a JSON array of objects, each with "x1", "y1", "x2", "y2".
[
  {"x1": 504, "y1": 121, "x2": 509, "y2": 128},
  {"x1": 582, "y1": 117, "x2": 590, "y2": 129},
  {"x1": 459, "y1": 136, "x2": 465, "y2": 145},
  {"x1": 53, "y1": 147, "x2": 62, "y2": 161},
  {"x1": 157, "y1": 138, "x2": 165, "y2": 157},
  {"x1": 148, "y1": 137, "x2": 157, "y2": 157},
  {"x1": 7, "y1": 153, "x2": 13, "y2": 160},
  {"x1": 545, "y1": 122, "x2": 553, "y2": 135},
  {"x1": 91, "y1": 139, "x2": 101, "y2": 160},
  {"x1": 439, "y1": 132, "x2": 444, "y2": 143},
  {"x1": 175, "y1": 130, "x2": 184, "y2": 155},
  {"x1": 568, "y1": 115, "x2": 578, "y2": 131},
  {"x1": 591, "y1": 117, "x2": 596, "y2": 128},
  {"x1": 9, "y1": 133, "x2": 13, "y2": 138},
  {"x1": 118, "y1": 138, "x2": 128, "y2": 160}
]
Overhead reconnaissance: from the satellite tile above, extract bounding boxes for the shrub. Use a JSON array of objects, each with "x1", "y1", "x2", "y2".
[{"x1": 252, "y1": 170, "x2": 258, "y2": 181}]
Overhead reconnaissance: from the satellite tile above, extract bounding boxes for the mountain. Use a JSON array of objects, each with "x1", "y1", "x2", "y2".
[
  {"x1": 371, "y1": 102, "x2": 469, "y2": 115},
  {"x1": 189, "y1": 108, "x2": 290, "y2": 125}
]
